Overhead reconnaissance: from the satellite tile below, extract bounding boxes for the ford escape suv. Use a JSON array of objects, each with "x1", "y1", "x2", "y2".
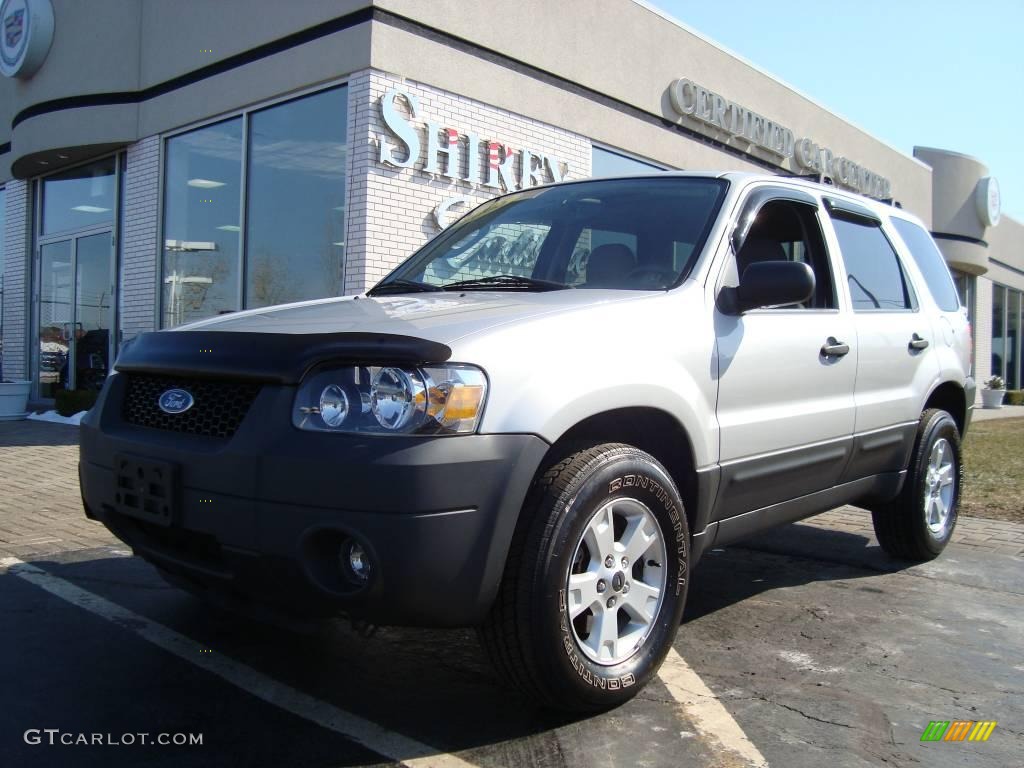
[{"x1": 80, "y1": 172, "x2": 973, "y2": 712}]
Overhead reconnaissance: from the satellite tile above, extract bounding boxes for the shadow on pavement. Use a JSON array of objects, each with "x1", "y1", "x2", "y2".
[
  {"x1": 0, "y1": 551, "x2": 615, "y2": 768},
  {"x1": 685, "y1": 521, "x2": 916, "y2": 624},
  {"x1": 0, "y1": 420, "x2": 80, "y2": 448}
]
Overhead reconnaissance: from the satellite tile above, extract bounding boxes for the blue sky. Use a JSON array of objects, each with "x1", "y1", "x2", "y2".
[{"x1": 647, "y1": 0, "x2": 1024, "y2": 221}]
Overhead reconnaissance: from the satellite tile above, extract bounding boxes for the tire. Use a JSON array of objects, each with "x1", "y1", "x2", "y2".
[
  {"x1": 872, "y1": 409, "x2": 962, "y2": 561},
  {"x1": 478, "y1": 443, "x2": 690, "y2": 712}
]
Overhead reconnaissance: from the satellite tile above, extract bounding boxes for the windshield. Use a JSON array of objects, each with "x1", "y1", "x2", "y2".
[{"x1": 369, "y1": 177, "x2": 728, "y2": 294}]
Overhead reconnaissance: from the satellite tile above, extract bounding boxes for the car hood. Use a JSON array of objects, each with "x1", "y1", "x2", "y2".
[{"x1": 173, "y1": 290, "x2": 653, "y2": 346}]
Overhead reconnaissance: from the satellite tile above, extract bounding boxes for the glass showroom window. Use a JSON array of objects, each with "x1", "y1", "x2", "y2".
[
  {"x1": 592, "y1": 146, "x2": 668, "y2": 178},
  {"x1": 0, "y1": 186, "x2": 5, "y2": 375},
  {"x1": 992, "y1": 284, "x2": 1005, "y2": 384},
  {"x1": 246, "y1": 86, "x2": 348, "y2": 308},
  {"x1": 161, "y1": 118, "x2": 243, "y2": 327},
  {"x1": 161, "y1": 85, "x2": 348, "y2": 327}
]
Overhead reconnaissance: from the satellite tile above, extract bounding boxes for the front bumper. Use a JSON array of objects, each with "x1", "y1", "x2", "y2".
[{"x1": 80, "y1": 374, "x2": 548, "y2": 627}]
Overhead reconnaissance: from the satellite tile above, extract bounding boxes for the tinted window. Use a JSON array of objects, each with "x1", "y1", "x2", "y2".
[
  {"x1": 376, "y1": 177, "x2": 728, "y2": 292},
  {"x1": 891, "y1": 218, "x2": 959, "y2": 311},
  {"x1": 833, "y1": 218, "x2": 913, "y2": 311},
  {"x1": 736, "y1": 200, "x2": 836, "y2": 309}
]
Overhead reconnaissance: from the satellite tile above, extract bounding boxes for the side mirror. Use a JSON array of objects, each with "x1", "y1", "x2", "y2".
[{"x1": 721, "y1": 261, "x2": 815, "y2": 314}]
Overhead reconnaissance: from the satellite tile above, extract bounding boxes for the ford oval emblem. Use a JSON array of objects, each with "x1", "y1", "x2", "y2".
[{"x1": 158, "y1": 388, "x2": 194, "y2": 415}]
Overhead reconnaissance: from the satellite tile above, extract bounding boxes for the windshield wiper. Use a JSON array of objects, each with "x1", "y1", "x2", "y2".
[
  {"x1": 366, "y1": 279, "x2": 445, "y2": 296},
  {"x1": 443, "y1": 274, "x2": 572, "y2": 292}
]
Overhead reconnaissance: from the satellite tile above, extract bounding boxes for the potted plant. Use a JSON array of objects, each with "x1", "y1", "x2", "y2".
[
  {"x1": 981, "y1": 375, "x2": 1006, "y2": 409},
  {"x1": 0, "y1": 379, "x2": 32, "y2": 421}
]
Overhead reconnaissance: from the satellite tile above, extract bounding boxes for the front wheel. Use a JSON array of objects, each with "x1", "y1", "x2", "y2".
[
  {"x1": 479, "y1": 443, "x2": 690, "y2": 712},
  {"x1": 872, "y1": 409, "x2": 962, "y2": 561}
]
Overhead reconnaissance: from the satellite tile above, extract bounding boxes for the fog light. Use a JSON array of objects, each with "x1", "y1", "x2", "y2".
[{"x1": 341, "y1": 540, "x2": 371, "y2": 584}]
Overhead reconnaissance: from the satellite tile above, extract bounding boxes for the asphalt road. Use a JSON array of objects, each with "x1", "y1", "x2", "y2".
[{"x1": 3, "y1": 520, "x2": 1020, "y2": 768}]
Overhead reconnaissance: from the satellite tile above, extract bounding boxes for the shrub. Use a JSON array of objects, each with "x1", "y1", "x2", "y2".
[
  {"x1": 55, "y1": 389, "x2": 99, "y2": 417},
  {"x1": 1006, "y1": 390, "x2": 1024, "y2": 407}
]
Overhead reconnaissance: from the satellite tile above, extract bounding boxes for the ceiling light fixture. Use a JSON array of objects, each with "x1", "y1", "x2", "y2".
[{"x1": 187, "y1": 178, "x2": 226, "y2": 189}]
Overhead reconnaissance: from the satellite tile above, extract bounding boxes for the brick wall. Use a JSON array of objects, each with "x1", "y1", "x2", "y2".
[
  {"x1": 2, "y1": 180, "x2": 29, "y2": 381},
  {"x1": 119, "y1": 136, "x2": 161, "y2": 342},
  {"x1": 344, "y1": 69, "x2": 592, "y2": 293}
]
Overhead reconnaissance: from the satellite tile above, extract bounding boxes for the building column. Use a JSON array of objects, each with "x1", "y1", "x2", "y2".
[
  {"x1": 119, "y1": 136, "x2": 161, "y2": 341},
  {"x1": 2, "y1": 179, "x2": 30, "y2": 382}
]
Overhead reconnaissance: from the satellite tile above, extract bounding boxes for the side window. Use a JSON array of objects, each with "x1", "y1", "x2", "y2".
[
  {"x1": 735, "y1": 200, "x2": 836, "y2": 309},
  {"x1": 890, "y1": 218, "x2": 960, "y2": 312},
  {"x1": 832, "y1": 217, "x2": 914, "y2": 311}
]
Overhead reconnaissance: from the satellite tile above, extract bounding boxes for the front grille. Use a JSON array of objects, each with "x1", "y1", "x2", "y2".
[{"x1": 122, "y1": 373, "x2": 260, "y2": 439}]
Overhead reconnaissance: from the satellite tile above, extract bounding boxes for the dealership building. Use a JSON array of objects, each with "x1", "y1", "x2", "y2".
[{"x1": 1, "y1": 0, "x2": 1021, "y2": 404}]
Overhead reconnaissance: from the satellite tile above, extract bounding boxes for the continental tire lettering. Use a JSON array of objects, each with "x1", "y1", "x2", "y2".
[
  {"x1": 607, "y1": 472, "x2": 689, "y2": 594},
  {"x1": 561, "y1": 595, "x2": 643, "y2": 691}
]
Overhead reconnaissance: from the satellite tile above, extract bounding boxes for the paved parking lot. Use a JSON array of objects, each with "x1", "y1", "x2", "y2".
[{"x1": 2, "y1": 420, "x2": 1022, "y2": 767}]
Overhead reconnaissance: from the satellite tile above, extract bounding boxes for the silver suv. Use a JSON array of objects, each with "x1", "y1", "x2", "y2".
[{"x1": 80, "y1": 172, "x2": 974, "y2": 712}]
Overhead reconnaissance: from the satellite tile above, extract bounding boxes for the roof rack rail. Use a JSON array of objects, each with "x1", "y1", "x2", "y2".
[{"x1": 776, "y1": 171, "x2": 836, "y2": 186}]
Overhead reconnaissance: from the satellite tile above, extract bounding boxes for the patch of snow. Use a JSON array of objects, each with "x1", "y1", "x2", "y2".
[{"x1": 27, "y1": 410, "x2": 86, "y2": 425}]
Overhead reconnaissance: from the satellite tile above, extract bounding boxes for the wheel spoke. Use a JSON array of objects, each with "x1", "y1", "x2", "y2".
[
  {"x1": 927, "y1": 495, "x2": 945, "y2": 527},
  {"x1": 931, "y1": 441, "x2": 945, "y2": 470},
  {"x1": 619, "y1": 514, "x2": 659, "y2": 566},
  {"x1": 567, "y1": 571, "x2": 600, "y2": 619},
  {"x1": 937, "y1": 464, "x2": 954, "y2": 488},
  {"x1": 623, "y1": 580, "x2": 661, "y2": 624},
  {"x1": 585, "y1": 604, "x2": 620, "y2": 662},
  {"x1": 582, "y1": 505, "x2": 615, "y2": 564}
]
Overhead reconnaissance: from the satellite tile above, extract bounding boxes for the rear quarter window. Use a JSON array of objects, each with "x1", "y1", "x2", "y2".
[
  {"x1": 890, "y1": 218, "x2": 960, "y2": 312},
  {"x1": 832, "y1": 217, "x2": 915, "y2": 311}
]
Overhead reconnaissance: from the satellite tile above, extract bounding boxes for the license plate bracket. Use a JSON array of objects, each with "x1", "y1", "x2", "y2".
[{"x1": 113, "y1": 454, "x2": 178, "y2": 527}]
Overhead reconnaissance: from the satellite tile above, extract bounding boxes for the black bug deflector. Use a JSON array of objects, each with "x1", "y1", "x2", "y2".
[{"x1": 114, "y1": 330, "x2": 453, "y2": 384}]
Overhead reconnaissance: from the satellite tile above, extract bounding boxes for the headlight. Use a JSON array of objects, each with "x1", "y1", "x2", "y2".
[{"x1": 293, "y1": 363, "x2": 488, "y2": 435}]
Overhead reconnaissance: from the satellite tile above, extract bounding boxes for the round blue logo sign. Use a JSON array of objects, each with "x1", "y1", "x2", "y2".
[{"x1": 158, "y1": 389, "x2": 194, "y2": 415}]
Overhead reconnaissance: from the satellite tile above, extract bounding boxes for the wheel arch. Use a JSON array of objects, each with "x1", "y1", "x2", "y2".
[
  {"x1": 544, "y1": 407, "x2": 703, "y2": 537},
  {"x1": 923, "y1": 380, "x2": 967, "y2": 435}
]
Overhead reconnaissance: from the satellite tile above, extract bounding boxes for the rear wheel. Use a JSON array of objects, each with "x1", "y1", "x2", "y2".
[
  {"x1": 872, "y1": 409, "x2": 962, "y2": 561},
  {"x1": 479, "y1": 443, "x2": 689, "y2": 712}
]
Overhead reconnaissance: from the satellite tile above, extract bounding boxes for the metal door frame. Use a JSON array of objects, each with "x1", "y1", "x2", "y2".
[{"x1": 31, "y1": 154, "x2": 122, "y2": 401}]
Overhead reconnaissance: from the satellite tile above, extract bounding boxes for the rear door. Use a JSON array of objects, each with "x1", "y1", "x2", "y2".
[
  {"x1": 823, "y1": 198, "x2": 941, "y2": 481},
  {"x1": 713, "y1": 188, "x2": 857, "y2": 520}
]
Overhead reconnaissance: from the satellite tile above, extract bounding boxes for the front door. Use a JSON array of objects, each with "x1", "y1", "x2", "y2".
[
  {"x1": 713, "y1": 194, "x2": 857, "y2": 520},
  {"x1": 36, "y1": 231, "x2": 115, "y2": 398}
]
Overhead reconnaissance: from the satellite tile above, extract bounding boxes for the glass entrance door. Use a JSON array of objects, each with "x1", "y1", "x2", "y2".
[{"x1": 36, "y1": 232, "x2": 114, "y2": 397}]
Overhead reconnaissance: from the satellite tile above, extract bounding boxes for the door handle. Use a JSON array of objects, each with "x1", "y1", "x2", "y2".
[
  {"x1": 909, "y1": 333, "x2": 930, "y2": 351},
  {"x1": 821, "y1": 337, "x2": 850, "y2": 358}
]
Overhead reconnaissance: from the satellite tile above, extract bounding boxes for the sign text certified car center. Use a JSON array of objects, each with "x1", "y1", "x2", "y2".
[
  {"x1": 376, "y1": 87, "x2": 572, "y2": 228},
  {"x1": 669, "y1": 77, "x2": 892, "y2": 200}
]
